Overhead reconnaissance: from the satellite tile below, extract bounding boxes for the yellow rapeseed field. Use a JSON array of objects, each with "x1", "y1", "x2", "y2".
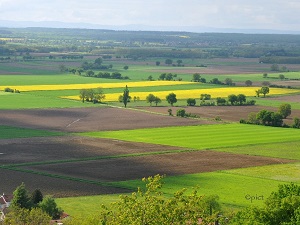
[
  {"x1": 63, "y1": 87, "x2": 299, "y2": 102},
  {"x1": 0, "y1": 81, "x2": 192, "y2": 92}
]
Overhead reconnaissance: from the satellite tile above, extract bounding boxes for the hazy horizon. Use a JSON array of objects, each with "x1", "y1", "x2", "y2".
[{"x1": 0, "y1": 0, "x2": 299, "y2": 33}]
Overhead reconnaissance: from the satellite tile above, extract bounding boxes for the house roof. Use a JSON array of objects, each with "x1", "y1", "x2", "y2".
[{"x1": 0, "y1": 194, "x2": 13, "y2": 204}]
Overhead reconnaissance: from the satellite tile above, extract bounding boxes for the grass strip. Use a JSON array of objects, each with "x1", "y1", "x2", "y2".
[{"x1": 0, "y1": 125, "x2": 65, "y2": 139}]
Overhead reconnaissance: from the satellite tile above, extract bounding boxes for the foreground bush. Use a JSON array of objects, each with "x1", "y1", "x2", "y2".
[{"x1": 64, "y1": 175, "x2": 228, "y2": 225}]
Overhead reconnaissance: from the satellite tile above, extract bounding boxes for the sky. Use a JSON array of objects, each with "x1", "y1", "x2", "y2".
[{"x1": 0, "y1": 0, "x2": 299, "y2": 32}]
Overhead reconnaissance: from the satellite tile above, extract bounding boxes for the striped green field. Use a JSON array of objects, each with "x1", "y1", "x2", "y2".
[{"x1": 80, "y1": 124, "x2": 300, "y2": 150}]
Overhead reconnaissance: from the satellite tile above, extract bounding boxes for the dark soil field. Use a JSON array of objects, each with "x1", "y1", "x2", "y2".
[
  {"x1": 0, "y1": 134, "x2": 293, "y2": 197},
  {"x1": 0, "y1": 136, "x2": 185, "y2": 165},
  {"x1": 0, "y1": 107, "x2": 214, "y2": 132},
  {"x1": 26, "y1": 151, "x2": 293, "y2": 182}
]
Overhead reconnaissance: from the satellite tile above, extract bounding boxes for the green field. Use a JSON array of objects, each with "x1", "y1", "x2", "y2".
[
  {"x1": 80, "y1": 124, "x2": 300, "y2": 150},
  {"x1": 215, "y1": 140, "x2": 300, "y2": 160},
  {"x1": 0, "y1": 92, "x2": 94, "y2": 109},
  {"x1": 0, "y1": 125, "x2": 64, "y2": 139},
  {"x1": 56, "y1": 171, "x2": 290, "y2": 218}
]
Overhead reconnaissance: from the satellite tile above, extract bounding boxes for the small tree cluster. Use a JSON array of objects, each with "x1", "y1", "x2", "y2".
[
  {"x1": 158, "y1": 73, "x2": 177, "y2": 81},
  {"x1": 146, "y1": 93, "x2": 161, "y2": 106},
  {"x1": 192, "y1": 73, "x2": 206, "y2": 83},
  {"x1": 187, "y1": 98, "x2": 196, "y2": 106},
  {"x1": 255, "y1": 86, "x2": 270, "y2": 97},
  {"x1": 88, "y1": 71, "x2": 129, "y2": 80},
  {"x1": 4, "y1": 87, "x2": 20, "y2": 93},
  {"x1": 241, "y1": 103, "x2": 292, "y2": 128},
  {"x1": 6, "y1": 183, "x2": 63, "y2": 221},
  {"x1": 79, "y1": 88, "x2": 105, "y2": 103}
]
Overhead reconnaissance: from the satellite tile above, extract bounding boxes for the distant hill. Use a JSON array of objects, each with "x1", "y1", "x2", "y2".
[{"x1": 0, "y1": 20, "x2": 299, "y2": 34}]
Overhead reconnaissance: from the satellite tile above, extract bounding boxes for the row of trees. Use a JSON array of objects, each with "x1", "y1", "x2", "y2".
[
  {"x1": 240, "y1": 103, "x2": 297, "y2": 128},
  {"x1": 3, "y1": 183, "x2": 63, "y2": 223}
]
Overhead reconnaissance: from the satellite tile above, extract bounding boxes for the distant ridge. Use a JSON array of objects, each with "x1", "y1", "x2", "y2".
[{"x1": 0, "y1": 20, "x2": 299, "y2": 34}]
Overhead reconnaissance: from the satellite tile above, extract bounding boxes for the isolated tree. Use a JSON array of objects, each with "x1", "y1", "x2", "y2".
[
  {"x1": 146, "y1": 93, "x2": 156, "y2": 106},
  {"x1": 85, "y1": 88, "x2": 95, "y2": 102},
  {"x1": 11, "y1": 183, "x2": 32, "y2": 209},
  {"x1": 228, "y1": 94, "x2": 238, "y2": 105},
  {"x1": 86, "y1": 70, "x2": 94, "y2": 77},
  {"x1": 147, "y1": 75, "x2": 154, "y2": 81},
  {"x1": 263, "y1": 73, "x2": 268, "y2": 78},
  {"x1": 93, "y1": 88, "x2": 106, "y2": 103},
  {"x1": 187, "y1": 98, "x2": 196, "y2": 106},
  {"x1": 260, "y1": 86, "x2": 270, "y2": 97},
  {"x1": 192, "y1": 73, "x2": 201, "y2": 82},
  {"x1": 158, "y1": 73, "x2": 166, "y2": 80},
  {"x1": 278, "y1": 103, "x2": 291, "y2": 119},
  {"x1": 123, "y1": 65, "x2": 129, "y2": 70},
  {"x1": 271, "y1": 64, "x2": 279, "y2": 71},
  {"x1": 154, "y1": 96, "x2": 161, "y2": 106},
  {"x1": 94, "y1": 57, "x2": 103, "y2": 65},
  {"x1": 224, "y1": 78, "x2": 233, "y2": 86},
  {"x1": 165, "y1": 58, "x2": 173, "y2": 65},
  {"x1": 31, "y1": 189, "x2": 43, "y2": 206},
  {"x1": 256, "y1": 109, "x2": 272, "y2": 125},
  {"x1": 176, "y1": 109, "x2": 186, "y2": 117},
  {"x1": 39, "y1": 196, "x2": 63, "y2": 220},
  {"x1": 58, "y1": 64, "x2": 67, "y2": 73},
  {"x1": 155, "y1": 61, "x2": 160, "y2": 66},
  {"x1": 292, "y1": 117, "x2": 300, "y2": 128},
  {"x1": 216, "y1": 97, "x2": 226, "y2": 105},
  {"x1": 270, "y1": 112, "x2": 283, "y2": 127},
  {"x1": 122, "y1": 85, "x2": 130, "y2": 108},
  {"x1": 279, "y1": 74, "x2": 285, "y2": 80},
  {"x1": 245, "y1": 80, "x2": 252, "y2": 86},
  {"x1": 237, "y1": 94, "x2": 246, "y2": 105},
  {"x1": 176, "y1": 59, "x2": 183, "y2": 65},
  {"x1": 255, "y1": 89, "x2": 261, "y2": 97},
  {"x1": 200, "y1": 94, "x2": 211, "y2": 100},
  {"x1": 248, "y1": 112, "x2": 259, "y2": 124},
  {"x1": 166, "y1": 93, "x2": 177, "y2": 106}
]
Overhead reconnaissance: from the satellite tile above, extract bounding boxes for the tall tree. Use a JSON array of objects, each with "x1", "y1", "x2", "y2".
[
  {"x1": 31, "y1": 189, "x2": 43, "y2": 206},
  {"x1": 11, "y1": 183, "x2": 32, "y2": 209},
  {"x1": 39, "y1": 196, "x2": 63, "y2": 220},
  {"x1": 122, "y1": 85, "x2": 130, "y2": 108}
]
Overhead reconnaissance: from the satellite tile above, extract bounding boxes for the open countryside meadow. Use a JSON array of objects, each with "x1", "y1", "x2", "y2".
[{"x1": 1, "y1": 29, "x2": 300, "y2": 222}]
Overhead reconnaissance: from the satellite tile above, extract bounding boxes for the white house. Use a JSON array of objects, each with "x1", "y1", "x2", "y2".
[{"x1": 0, "y1": 193, "x2": 13, "y2": 221}]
